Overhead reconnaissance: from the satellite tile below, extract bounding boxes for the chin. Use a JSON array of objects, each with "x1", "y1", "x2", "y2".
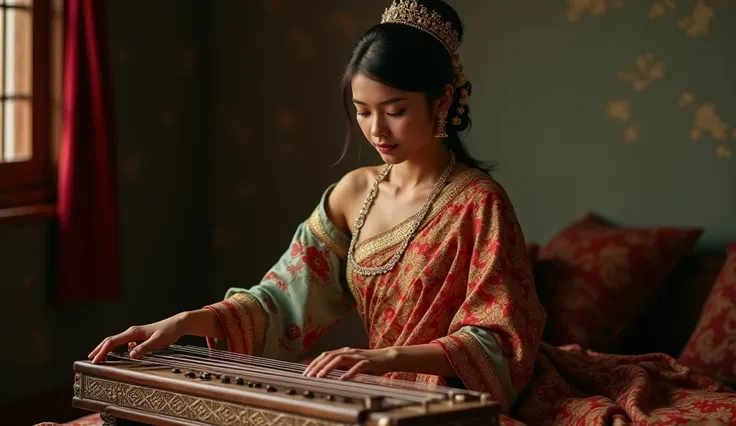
[
  {"x1": 374, "y1": 145, "x2": 408, "y2": 165},
  {"x1": 377, "y1": 152, "x2": 408, "y2": 165}
]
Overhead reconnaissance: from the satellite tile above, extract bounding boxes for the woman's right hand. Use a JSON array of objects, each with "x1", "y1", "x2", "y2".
[{"x1": 88, "y1": 312, "x2": 189, "y2": 364}]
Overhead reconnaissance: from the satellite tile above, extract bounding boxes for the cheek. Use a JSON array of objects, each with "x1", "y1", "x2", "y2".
[
  {"x1": 357, "y1": 119, "x2": 372, "y2": 138},
  {"x1": 399, "y1": 114, "x2": 432, "y2": 138}
]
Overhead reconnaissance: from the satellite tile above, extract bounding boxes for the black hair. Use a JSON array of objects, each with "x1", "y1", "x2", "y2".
[{"x1": 336, "y1": 0, "x2": 492, "y2": 173}]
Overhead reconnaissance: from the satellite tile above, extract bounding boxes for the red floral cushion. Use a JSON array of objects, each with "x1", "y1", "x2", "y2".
[
  {"x1": 537, "y1": 213, "x2": 702, "y2": 351},
  {"x1": 679, "y1": 244, "x2": 736, "y2": 385}
]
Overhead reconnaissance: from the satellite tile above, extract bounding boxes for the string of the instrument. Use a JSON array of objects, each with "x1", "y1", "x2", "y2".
[
  {"x1": 109, "y1": 344, "x2": 471, "y2": 403},
  {"x1": 128, "y1": 353, "x2": 430, "y2": 403},
  {"x1": 174, "y1": 344, "x2": 459, "y2": 394},
  {"x1": 113, "y1": 351, "x2": 431, "y2": 403}
]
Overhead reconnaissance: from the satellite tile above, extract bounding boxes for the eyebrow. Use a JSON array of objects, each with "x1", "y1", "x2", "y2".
[{"x1": 352, "y1": 97, "x2": 408, "y2": 106}]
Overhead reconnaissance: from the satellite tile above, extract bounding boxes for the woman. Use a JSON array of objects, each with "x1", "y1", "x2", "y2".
[{"x1": 89, "y1": 1, "x2": 736, "y2": 424}]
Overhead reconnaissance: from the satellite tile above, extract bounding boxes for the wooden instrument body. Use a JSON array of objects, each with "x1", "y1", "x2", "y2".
[{"x1": 72, "y1": 353, "x2": 500, "y2": 426}]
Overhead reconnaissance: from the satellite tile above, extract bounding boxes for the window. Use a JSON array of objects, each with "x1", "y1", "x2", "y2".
[{"x1": 0, "y1": 0, "x2": 63, "y2": 211}]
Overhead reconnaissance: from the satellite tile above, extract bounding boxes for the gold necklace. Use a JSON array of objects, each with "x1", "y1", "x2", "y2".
[{"x1": 347, "y1": 152, "x2": 456, "y2": 276}]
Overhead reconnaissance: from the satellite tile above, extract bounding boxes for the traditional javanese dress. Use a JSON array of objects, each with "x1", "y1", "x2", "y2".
[{"x1": 205, "y1": 169, "x2": 736, "y2": 426}]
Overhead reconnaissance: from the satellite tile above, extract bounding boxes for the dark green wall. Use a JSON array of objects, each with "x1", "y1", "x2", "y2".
[{"x1": 451, "y1": 0, "x2": 735, "y2": 250}]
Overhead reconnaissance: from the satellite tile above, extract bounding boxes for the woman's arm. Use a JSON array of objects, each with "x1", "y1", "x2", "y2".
[
  {"x1": 180, "y1": 308, "x2": 226, "y2": 339},
  {"x1": 205, "y1": 181, "x2": 360, "y2": 361},
  {"x1": 88, "y1": 308, "x2": 226, "y2": 363}
]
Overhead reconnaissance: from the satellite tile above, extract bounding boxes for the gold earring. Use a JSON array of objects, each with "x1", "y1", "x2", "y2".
[{"x1": 434, "y1": 111, "x2": 448, "y2": 138}]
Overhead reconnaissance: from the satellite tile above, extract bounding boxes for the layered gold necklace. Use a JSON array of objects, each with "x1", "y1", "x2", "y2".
[{"x1": 347, "y1": 152, "x2": 456, "y2": 276}]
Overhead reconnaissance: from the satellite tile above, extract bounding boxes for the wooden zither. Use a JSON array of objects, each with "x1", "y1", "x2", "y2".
[{"x1": 72, "y1": 345, "x2": 500, "y2": 426}]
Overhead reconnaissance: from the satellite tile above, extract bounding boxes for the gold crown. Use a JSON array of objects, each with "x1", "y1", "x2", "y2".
[{"x1": 380, "y1": 0, "x2": 461, "y2": 54}]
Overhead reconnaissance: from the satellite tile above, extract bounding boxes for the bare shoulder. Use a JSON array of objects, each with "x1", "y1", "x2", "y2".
[
  {"x1": 325, "y1": 166, "x2": 383, "y2": 236},
  {"x1": 333, "y1": 166, "x2": 381, "y2": 197}
]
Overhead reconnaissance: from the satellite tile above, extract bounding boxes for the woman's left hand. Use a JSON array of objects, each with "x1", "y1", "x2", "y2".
[{"x1": 303, "y1": 346, "x2": 400, "y2": 380}]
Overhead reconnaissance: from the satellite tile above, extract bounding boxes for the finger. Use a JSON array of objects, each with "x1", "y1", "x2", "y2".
[
  {"x1": 317, "y1": 354, "x2": 362, "y2": 379},
  {"x1": 88, "y1": 339, "x2": 108, "y2": 360},
  {"x1": 129, "y1": 334, "x2": 161, "y2": 359},
  {"x1": 303, "y1": 350, "x2": 335, "y2": 376},
  {"x1": 340, "y1": 359, "x2": 369, "y2": 381},
  {"x1": 91, "y1": 337, "x2": 119, "y2": 364},
  {"x1": 305, "y1": 352, "x2": 335, "y2": 377},
  {"x1": 304, "y1": 347, "x2": 357, "y2": 377},
  {"x1": 128, "y1": 342, "x2": 137, "y2": 349},
  {"x1": 90, "y1": 327, "x2": 145, "y2": 363}
]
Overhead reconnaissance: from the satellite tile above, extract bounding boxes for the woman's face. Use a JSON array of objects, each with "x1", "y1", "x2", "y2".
[{"x1": 351, "y1": 73, "x2": 443, "y2": 165}]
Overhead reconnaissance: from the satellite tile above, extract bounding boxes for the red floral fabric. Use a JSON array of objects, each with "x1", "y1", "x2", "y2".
[
  {"x1": 537, "y1": 213, "x2": 703, "y2": 351},
  {"x1": 505, "y1": 343, "x2": 736, "y2": 425},
  {"x1": 37, "y1": 413, "x2": 103, "y2": 426},
  {"x1": 679, "y1": 244, "x2": 736, "y2": 385}
]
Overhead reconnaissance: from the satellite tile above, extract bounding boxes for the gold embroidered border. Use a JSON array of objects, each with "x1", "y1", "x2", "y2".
[
  {"x1": 433, "y1": 330, "x2": 510, "y2": 413},
  {"x1": 204, "y1": 292, "x2": 267, "y2": 355},
  {"x1": 352, "y1": 168, "x2": 488, "y2": 263},
  {"x1": 75, "y1": 373, "x2": 347, "y2": 426},
  {"x1": 229, "y1": 293, "x2": 268, "y2": 355},
  {"x1": 307, "y1": 208, "x2": 348, "y2": 259}
]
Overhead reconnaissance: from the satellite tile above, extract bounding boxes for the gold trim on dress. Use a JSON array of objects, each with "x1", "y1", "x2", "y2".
[
  {"x1": 205, "y1": 292, "x2": 268, "y2": 355},
  {"x1": 307, "y1": 208, "x2": 348, "y2": 259},
  {"x1": 352, "y1": 168, "x2": 487, "y2": 263},
  {"x1": 434, "y1": 330, "x2": 511, "y2": 413}
]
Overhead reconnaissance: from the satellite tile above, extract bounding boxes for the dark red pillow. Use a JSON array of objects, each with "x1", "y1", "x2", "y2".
[
  {"x1": 679, "y1": 244, "x2": 736, "y2": 385},
  {"x1": 537, "y1": 213, "x2": 703, "y2": 351}
]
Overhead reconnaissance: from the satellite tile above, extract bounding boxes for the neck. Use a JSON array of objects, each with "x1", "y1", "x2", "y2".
[{"x1": 389, "y1": 141, "x2": 451, "y2": 189}]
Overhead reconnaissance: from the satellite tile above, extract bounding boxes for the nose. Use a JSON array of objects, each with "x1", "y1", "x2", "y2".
[{"x1": 370, "y1": 116, "x2": 387, "y2": 139}]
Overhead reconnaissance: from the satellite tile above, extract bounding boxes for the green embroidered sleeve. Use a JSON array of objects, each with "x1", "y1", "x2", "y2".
[{"x1": 205, "y1": 185, "x2": 355, "y2": 361}]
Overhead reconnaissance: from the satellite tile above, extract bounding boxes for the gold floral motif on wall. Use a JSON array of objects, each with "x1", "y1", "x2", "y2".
[
  {"x1": 575, "y1": 0, "x2": 733, "y2": 160},
  {"x1": 649, "y1": 0, "x2": 730, "y2": 38},
  {"x1": 566, "y1": 0, "x2": 625, "y2": 22},
  {"x1": 616, "y1": 53, "x2": 664, "y2": 92},
  {"x1": 607, "y1": 53, "x2": 665, "y2": 143},
  {"x1": 680, "y1": 92, "x2": 735, "y2": 159},
  {"x1": 607, "y1": 99, "x2": 639, "y2": 143}
]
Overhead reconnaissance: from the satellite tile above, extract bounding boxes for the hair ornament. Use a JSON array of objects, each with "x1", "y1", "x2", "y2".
[
  {"x1": 381, "y1": 0, "x2": 461, "y2": 54},
  {"x1": 380, "y1": 1, "x2": 469, "y2": 129}
]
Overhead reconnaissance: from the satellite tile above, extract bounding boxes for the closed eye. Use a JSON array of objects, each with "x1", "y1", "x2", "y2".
[{"x1": 388, "y1": 109, "x2": 406, "y2": 117}]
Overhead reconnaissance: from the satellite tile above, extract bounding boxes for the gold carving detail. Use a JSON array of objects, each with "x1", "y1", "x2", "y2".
[
  {"x1": 100, "y1": 412, "x2": 116, "y2": 426},
  {"x1": 74, "y1": 372, "x2": 82, "y2": 398},
  {"x1": 78, "y1": 374, "x2": 345, "y2": 426}
]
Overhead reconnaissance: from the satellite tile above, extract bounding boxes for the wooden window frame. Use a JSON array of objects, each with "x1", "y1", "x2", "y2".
[{"x1": 0, "y1": 0, "x2": 57, "y2": 213}]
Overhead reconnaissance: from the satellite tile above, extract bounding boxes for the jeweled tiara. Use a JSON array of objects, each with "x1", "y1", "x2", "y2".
[{"x1": 380, "y1": 0, "x2": 461, "y2": 54}]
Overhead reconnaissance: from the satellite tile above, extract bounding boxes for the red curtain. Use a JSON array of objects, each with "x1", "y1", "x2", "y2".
[{"x1": 55, "y1": 0, "x2": 120, "y2": 302}]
